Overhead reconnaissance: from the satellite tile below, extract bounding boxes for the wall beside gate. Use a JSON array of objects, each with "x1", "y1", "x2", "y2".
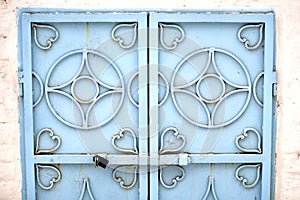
[{"x1": 0, "y1": 0, "x2": 299, "y2": 199}]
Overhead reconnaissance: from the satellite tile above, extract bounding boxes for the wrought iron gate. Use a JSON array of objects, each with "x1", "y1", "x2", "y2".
[{"x1": 18, "y1": 9, "x2": 277, "y2": 200}]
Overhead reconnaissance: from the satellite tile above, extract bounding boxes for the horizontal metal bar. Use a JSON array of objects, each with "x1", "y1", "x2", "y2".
[
  {"x1": 34, "y1": 153, "x2": 262, "y2": 166},
  {"x1": 18, "y1": 8, "x2": 274, "y2": 15},
  {"x1": 189, "y1": 154, "x2": 263, "y2": 163},
  {"x1": 34, "y1": 154, "x2": 139, "y2": 165}
]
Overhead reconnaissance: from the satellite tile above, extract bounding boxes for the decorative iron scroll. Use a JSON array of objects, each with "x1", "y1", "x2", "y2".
[
  {"x1": 171, "y1": 47, "x2": 251, "y2": 128},
  {"x1": 237, "y1": 24, "x2": 264, "y2": 50},
  {"x1": 127, "y1": 71, "x2": 140, "y2": 107},
  {"x1": 32, "y1": 23, "x2": 59, "y2": 50},
  {"x1": 112, "y1": 166, "x2": 138, "y2": 189},
  {"x1": 111, "y1": 23, "x2": 138, "y2": 49},
  {"x1": 35, "y1": 128, "x2": 61, "y2": 154},
  {"x1": 160, "y1": 166, "x2": 185, "y2": 189},
  {"x1": 159, "y1": 127, "x2": 186, "y2": 154},
  {"x1": 111, "y1": 128, "x2": 138, "y2": 189},
  {"x1": 45, "y1": 49, "x2": 125, "y2": 129},
  {"x1": 32, "y1": 71, "x2": 44, "y2": 108},
  {"x1": 128, "y1": 71, "x2": 169, "y2": 107},
  {"x1": 79, "y1": 177, "x2": 95, "y2": 200},
  {"x1": 235, "y1": 128, "x2": 262, "y2": 153},
  {"x1": 159, "y1": 23, "x2": 185, "y2": 50},
  {"x1": 202, "y1": 176, "x2": 218, "y2": 200},
  {"x1": 36, "y1": 164, "x2": 61, "y2": 190},
  {"x1": 112, "y1": 128, "x2": 138, "y2": 154},
  {"x1": 235, "y1": 164, "x2": 261, "y2": 188},
  {"x1": 253, "y1": 72, "x2": 264, "y2": 107}
]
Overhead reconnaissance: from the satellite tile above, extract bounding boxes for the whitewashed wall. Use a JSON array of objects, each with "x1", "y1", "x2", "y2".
[{"x1": 0, "y1": 0, "x2": 299, "y2": 199}]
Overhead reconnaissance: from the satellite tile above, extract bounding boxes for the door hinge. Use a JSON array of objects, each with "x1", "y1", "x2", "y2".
[
  {"x1": 18, "y1": 70, "x2": 24, "y2": 97},
  {"x1": 272, "y1": 71, "x2": 278, "y2": 96},
  {"x1": 272, "y1": 83, "x2": 278, "y2": 96}
]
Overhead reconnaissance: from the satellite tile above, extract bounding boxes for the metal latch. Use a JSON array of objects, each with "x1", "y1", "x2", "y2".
[
  {"x1": 93, "y1": 155, "x2": 109, "y2": 169},
  {"x1": 18, "y1": 70, "x2": 24, "y2": 97}
]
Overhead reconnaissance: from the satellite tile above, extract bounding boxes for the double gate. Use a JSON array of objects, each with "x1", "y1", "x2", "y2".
[{"x1": 18, "y1": 9, "x2": 277, "y2": 199}]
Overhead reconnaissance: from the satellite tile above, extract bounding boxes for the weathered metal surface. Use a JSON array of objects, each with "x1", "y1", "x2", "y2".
[{"x1": 18, "y1": 8, "x2": 276, "y2": 200}]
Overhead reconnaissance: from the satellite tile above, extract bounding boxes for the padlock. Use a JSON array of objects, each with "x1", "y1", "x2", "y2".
[{"x1": 93, "y1": 155, "x2": 109, "y2": 169}]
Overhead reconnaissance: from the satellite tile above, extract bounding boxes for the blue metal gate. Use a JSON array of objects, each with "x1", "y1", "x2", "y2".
[
  {"x1": 18, "y1": 9, "x2": 276, "y2": 200},
  {"x1": 148, "y1": 11, "x2": 276, "y2": 200}
]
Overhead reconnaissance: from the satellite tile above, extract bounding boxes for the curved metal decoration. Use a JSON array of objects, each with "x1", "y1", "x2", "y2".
[
  {"x1": 79, "y1": 177, "x2": 95, "y2": 200},
  {"x1": 253, "y1": 72, "x2": 264, "y2": 107},
  {"x1": 171, "y1": 48, "x2": 251, "y2": 128},
  {"x1": 128, "y1": 71, "x2": 169, "y2": 107},
  {"x1": 127, "y1": 72, "x2": 139, "y2": 107},
  {"x1": 45, "y1": 49, "x2": 125, "y2": 129},
  {"x1": 236, "y1": 128, "x2": 262, "y2": 153},
  {"x1": 159, "y1": 23, "x2": 185, "y2": 50},
  {"x1": 35, "y1": 128, "x2": 61, "y2": 154},
  {"x1": 111, "y1": 23, "x2": 138, "y2": 49},
  {"x1": 32, "y1": 23, "x2": 59, "y2": 50},
  {"x1": 158, "y1": 72, "x2": 170, "y2": 106},
  {"x1": 237, "y1": 24, "x2": 264, "y2": 50},
  {"x1": 159, "y1": 127, "x2": 186, "y2": 154},
  {"x1": 112, "y1": 166, "x2": 138, "y2": 189},
  {"x1": 71, "y1": 75, "x2": 99, "y2": 104},
  {"x1": 235, "y1": 164, "x2": 261, "y2": 188},
  {"x1": 160, "y1": 166, "x2": 185, "y2": 189},
  {"x1": 32, "y1": 71, "x2": 44, "y2": 108},
  {"x1": 196, "y1": 73, "x2": 226, "y2": 104},
  {"x1": 202, "y1": 176, "x2": 218, "y2": 200},
  {"x1": 112, "y1": 128, "x2": 138, "y2": 154},
  {"x1": 36, "y1": 164, "x2": 62, "y2": 190}
]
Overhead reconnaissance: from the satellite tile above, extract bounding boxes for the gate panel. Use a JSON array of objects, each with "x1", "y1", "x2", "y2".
[
  {"x1": 149, "y1": 12, "x2": 276, "y2": 200},
  {"x1": 19, "y1": 10, "x2": 148, "y2": 199},
  {"x1": 19, "y1": 9, "x2": 276, "y2": 200}
]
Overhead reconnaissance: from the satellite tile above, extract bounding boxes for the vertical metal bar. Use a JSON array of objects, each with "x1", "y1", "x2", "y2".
[
  {"x1": 138, "y1": 13, "x2": 149, "y2": 200},
  {"x1": 17, "y1": 9, "x2": 26, "y2": 200},
  {"x1": 261, "y1": 13, "x2": 275, "y2": 200},
  {"x1": 148, "y1": 13, "x2": 159, "y2": 200},
  {"x1": 22, "y1": 14, "x2": 36, "y2": 200}
]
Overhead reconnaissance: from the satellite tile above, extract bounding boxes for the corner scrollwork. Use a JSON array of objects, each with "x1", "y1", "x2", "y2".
[
  {"x1": 111, "y1": 23, "x2": 138, "y2": 49},
  {"x1": 235, "y1": 164, "x2": 261, "y2": 188},
  {"x1": 159, "y1": 127, "x2": 186, "y2": 154},
  {"x1": 159, "y1": 23, "x2": 185, "y2": 50},
  {"x1": 237, "y1": 24, "x2": 264, "y2": 50},
  {"x1": 35, "y1": 128, "x2": 61, "y2": 154},
  {"x1": 32, "y1": 23, "x2": 59, "y2": 50},
  {"x1": 112, "y1": 166, "x2": 138, "y2": 189},
  {"x1": 160, "y1": 166, "x2": 185, "y2": 189},
  {"x1": 112, "y1": 128, "x2": 138, "y2": 154},
  {"x1": 36, "y1": 164, "x2": 61, "y2": 190},
  {"x1": 235, "y1": 128, "x2": 262, "y2": 153}
]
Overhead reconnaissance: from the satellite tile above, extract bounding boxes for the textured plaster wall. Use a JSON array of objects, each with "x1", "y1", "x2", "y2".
[{"x1": 0, "y1": 0, "x2": 299, "y2": 199}]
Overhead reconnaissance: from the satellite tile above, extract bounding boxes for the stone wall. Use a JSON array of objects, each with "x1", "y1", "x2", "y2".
[{"x1": 0, "y1": 0, "x2": 299, "y2": 199}]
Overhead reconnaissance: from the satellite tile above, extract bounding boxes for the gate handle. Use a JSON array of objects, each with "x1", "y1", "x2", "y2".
[{"x1": 93, "y1": 155, "x2": 109, "y2": 169}]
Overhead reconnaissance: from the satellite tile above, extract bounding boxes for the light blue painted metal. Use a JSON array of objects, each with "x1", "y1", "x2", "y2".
[
  {"x1": 149, "y1": 11, "x2": 276, "y2": 200},
  {"x1": 18, "y1": 8, "x2": 276, "y2": 200},
  {"x1": 18, "y1": 9, "x2": 148, "y2": 200}
]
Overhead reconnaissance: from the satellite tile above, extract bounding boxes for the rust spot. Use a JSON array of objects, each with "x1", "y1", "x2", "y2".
[
  {"x1": 210, "y1": 163, "x2": 213, "y2": 175},
  {"x1": 86, "y1": 22, "x2": 89, "y2": 48},
  {"x1": 57, "y1": 163, "x2": 62, "y2": 179},
  {"x1": 277, "y1": 100, "x2": 281, "y2": 108}
]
